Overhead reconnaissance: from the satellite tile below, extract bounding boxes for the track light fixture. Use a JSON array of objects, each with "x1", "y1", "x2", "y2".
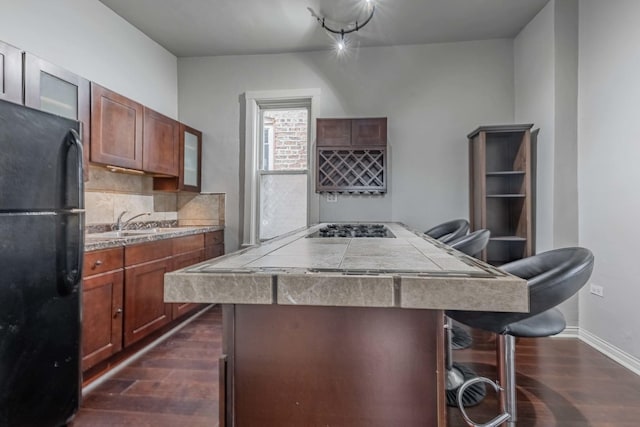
[{"x1": 308, "y1": 0, "x2": 376, "y2": 52}]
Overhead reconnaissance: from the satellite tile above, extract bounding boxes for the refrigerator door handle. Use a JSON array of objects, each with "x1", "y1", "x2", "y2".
[
  {"x1": 66, "y1": 129, "x2": 84, "y2": 209},
  {"x1": 57, "y1": 129, "x2": 84, "y2": 296},
  {"x1": 57, "y1": 214, "x2": 84, "y2": 297}
]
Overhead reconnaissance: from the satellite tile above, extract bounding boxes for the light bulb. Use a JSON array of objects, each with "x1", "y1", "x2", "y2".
[{"x1": 337, "y1": 40, "x2": 345, "y2": 51}]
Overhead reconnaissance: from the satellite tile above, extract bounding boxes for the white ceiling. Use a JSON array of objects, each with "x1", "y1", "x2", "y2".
[{"x1": 99, "y1": 0, "x2": 549, "y2": 57}]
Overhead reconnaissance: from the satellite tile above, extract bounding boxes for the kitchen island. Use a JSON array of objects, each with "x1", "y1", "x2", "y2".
[{"x1": 165, "y1": 223, "x2": 528, "y2": 426}]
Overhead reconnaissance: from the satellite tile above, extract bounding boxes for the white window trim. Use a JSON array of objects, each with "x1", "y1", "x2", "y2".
[
  {"x1": 242, "y1": 88, "x2": 321, "y2": 247},
  {"x1": 263, "y1": 124, "x2": 274, "y2": 170}
]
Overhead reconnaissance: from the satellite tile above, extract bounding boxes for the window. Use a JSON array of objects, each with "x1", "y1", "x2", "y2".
[
  {"x1": 259, "y1": 107, "x2": 309, "y2": 240},
  {"x1": 242, "y1": 89, "x2": 320, "y2": 246}
]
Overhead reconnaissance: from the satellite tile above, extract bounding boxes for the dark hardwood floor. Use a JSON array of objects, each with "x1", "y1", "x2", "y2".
[
  {"x1": 448, "y1": 328, "x2": 640, "y2": 426},
  {"x1": 72, "y1": 306, "x2": 221, "y2": 427},
  {"x1": 73, "y1": 306, "x2": 640, "y2": 426}
]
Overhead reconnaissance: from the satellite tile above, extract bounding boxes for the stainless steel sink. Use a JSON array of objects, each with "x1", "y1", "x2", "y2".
[
  {"x1": 86, "y1": 227, "x2": 196, "y2": 239},
  {"x1": 85, "y1": 230, "x2": 146, "y2": 239}
]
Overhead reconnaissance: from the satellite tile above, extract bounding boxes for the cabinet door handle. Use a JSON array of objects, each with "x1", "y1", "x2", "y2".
[
  {"x1": 114, "y1": 308, "x2": 123, "y2": 317},
  {"x1": 94, "y1": 260, "x2": 103, "y2": 268}
]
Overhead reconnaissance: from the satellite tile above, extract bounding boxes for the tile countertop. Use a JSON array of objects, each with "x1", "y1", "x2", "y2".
[
  {"x1": 164, "y1": 223, "x2": 529, "y2": 312},
  {"x1": 84, "y1": 226, "x2": 224, "y2": 252}
]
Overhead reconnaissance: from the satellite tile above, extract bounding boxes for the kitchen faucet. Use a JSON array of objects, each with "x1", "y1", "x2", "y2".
[{"x1": 116, "y1": 210, "x2": 151, "y2": 231}]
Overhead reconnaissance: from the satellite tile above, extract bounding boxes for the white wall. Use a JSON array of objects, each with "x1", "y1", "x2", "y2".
[
  {"x1": 179, "y1": 40, "x2": 515, "y2": 251},
  {"x1": 578, "y1": 0, "x2": 640, "y2": 360},
  {"x1": 514, "y1": 0, "x2": 580, "y2": 325},
  {"x1": 514, "y1": 2, "x2": 556, "y2": 254},
  {"x1": 0, "y1": 0, "x2": 177, "y2": 117}
]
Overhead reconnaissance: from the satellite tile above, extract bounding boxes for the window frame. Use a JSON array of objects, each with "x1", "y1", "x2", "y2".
[{"x1": 242, "y1": 89, "x2": 321, "y2": 247}]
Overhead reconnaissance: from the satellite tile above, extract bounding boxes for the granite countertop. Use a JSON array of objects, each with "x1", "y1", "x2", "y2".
[
  {"x1": 85, "y1": 225, "x2": 224, "y2": 251},
  {"x1": 164, "y1": 223, "x2": 529, "y2": 312}
]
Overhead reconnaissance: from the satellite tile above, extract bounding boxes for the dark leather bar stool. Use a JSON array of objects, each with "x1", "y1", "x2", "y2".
[
  {"x1": 424, "y1": 219, "x2": 469, "y2": 244},
  {"x1": 444, "y1": 229, "x2": 491, "y2": 407},
  {"x1": 448, "y1": 229, "x2": 492, "y2": 351},
  {"x1": 448, "y1": 229, "x2": 490, "y2": 257},
  {"x1": 448, "y1": 247, "x2": 595, "y2": 426}
]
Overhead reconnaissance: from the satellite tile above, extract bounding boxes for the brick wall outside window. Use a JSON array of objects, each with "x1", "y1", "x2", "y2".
[{"x1": 264, "y1": 110, "x2": 307, "y2": 170}]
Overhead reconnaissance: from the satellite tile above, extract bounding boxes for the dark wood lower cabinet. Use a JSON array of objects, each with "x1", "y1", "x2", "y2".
[
  {"x1": 81, "y1": 270, "x2": 124, "y2": 371},
  {"x1": 83, "y1": 230, "x2": 225, "y2": 379},
  {"x1": 124, "y1": 256, "x2": 173, "y2": 347},
  {"x1": 222, "y1": 304, "x2": 445, "y2": 427},
  {"x1": 170, "y1": 248, "x2": 205, "y2": 319},
  {"x1": 205, "y1": 230, "x2": 224, "y2": 260},
  {"x1": 81, "y1": 247, "x2": 124, "y2": 372}
]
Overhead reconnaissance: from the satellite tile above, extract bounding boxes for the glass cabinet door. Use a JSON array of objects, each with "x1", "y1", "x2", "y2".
[
  {"x1": 152, "y1": 124, "x2": 202, "y2": 193},
  {"x1": 39, "y1": 71, "x2": 78, "y2": 120},
  {"x1": 183, "y1": 130, "x2": 199, "y2": 187},
  {"x1": 0, "y1": 40, "x2": 22, "y2": 104},
  {"x1": 24, "y1": 53, "x2": 90, "y2": 180},
  {"x1": 180, "y1": 124, "x2": 202, "y2": 192}
]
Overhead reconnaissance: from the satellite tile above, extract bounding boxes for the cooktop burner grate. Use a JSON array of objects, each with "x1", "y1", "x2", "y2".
[{"x1": 308, "y1": 224, "x2": 395, "y2": 238}]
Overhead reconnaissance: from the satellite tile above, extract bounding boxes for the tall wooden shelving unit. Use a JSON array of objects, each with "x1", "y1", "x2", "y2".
[{"x1": 468, "y1": 124, "x2": 535, "y2": 265}]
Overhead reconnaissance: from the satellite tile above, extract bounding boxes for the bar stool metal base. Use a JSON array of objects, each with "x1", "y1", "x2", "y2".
[
  {"x1": 456, "y1": 335, "x2": 517, "y2": 426},
  {"x1": 445, "y1": 316, "x2": 486, "y2": 407},
  {"x1": 446, "y1": 363, "x2": 487, "y2": 407}
]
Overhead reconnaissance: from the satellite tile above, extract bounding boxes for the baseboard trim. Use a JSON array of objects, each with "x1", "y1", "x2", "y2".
[
  {"x1": 82, "y1": 304, "x2": 213, "y2": 396},
  {"x1": 579, "y1": 328, "x2": 640, "y2": 377},
  {"x1": 555, "y1": 325, "x2": 580, "y2": 338}
]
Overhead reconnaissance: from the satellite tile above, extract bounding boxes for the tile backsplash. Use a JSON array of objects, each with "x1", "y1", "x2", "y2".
[{"x1": 85, "y1": 166, "x2": 224, "y2": 227}]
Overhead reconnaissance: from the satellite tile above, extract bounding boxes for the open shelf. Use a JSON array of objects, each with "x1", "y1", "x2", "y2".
[
  {"x1": 486, "y1": 239, "x2": 528, "y2": 265},
  {"x1": 490, "y1": 236, "x2": 527, "y2": 242},
  {"x1": 486, "y1": 171, "x2": 526, "y2": 176}
]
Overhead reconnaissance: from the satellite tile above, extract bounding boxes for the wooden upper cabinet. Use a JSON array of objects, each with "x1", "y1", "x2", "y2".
[
  {"x1": 24, "y1": 53, "x2": 91, "y2": 180},
  {"x1": 0, "y1": 40, "x2": 22, "y2": 104},
  {"x1": 90, "y1": 83, "x2": 143, "y2": 170},
  {"x1": 317, "y1": 118, "x2": 387, "y2": 147},
  {"x1": 317, "y1": 119, "x2": 351, "y2": 147},
  {"x1": 153, "y1": 123, "x2": 202, "y2": 192},
  {"x1": 143, "y1": 107, "x2": 179, "y2": 176},
  {"x1": 351, "y1": 118, "x2": 387, "y2": 146}
]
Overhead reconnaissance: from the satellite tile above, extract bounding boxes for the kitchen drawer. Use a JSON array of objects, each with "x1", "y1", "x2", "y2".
[
  {"x1": 83, "y1": 247, "x2": 124, "y2": 276},
  {"x1": 172, "y1": 249, "x2": 205, "y2": 271},
  {"x1": 172, "y1": 234, "x2": 204, "y2": 256},
  {"x1": 124, "y1": 239, "x2": 172, "y2": 266},
  {"x1": 205, "y1": 230, "x2": 224, "y2": 246}
]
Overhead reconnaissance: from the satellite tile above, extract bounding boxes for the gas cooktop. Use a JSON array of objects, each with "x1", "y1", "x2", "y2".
[{"x1": 308, "y1": 223, "x2": 395, "y2": 238}]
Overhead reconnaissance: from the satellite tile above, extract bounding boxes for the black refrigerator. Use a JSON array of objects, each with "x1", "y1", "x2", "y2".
[{"x1": 0, "y1": 99, "x2": 84, "y2": 427}]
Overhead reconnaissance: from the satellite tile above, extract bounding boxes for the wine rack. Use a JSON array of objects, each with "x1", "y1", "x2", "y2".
[{"x1": 317, "y1": 148, "x2": 386, "y2": 193}]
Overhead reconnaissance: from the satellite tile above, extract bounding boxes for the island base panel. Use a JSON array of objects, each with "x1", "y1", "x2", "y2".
[{"x1": 222, "y1": 304, "x2": 445, "y2": 426}]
